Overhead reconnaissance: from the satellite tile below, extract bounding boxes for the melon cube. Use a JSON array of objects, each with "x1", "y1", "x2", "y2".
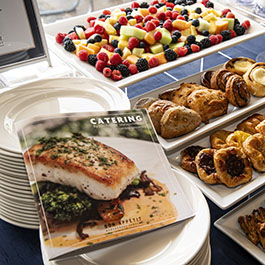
[
  {"x1": 172, "y1": 20, "x2": 192, "y2": 31},
  {"x1": 126, "y1": 54, "x2": 139, "y2": 64},
  {"x1": 141, "y1": 53, "x2": 154, "y2": 61},
  {"x1": 144, "y1": 31, "x2": 156, "y2": 45},
  {"x1": 169, "y1": 41, "x2": 185, "y2": 50},
  {"x1": 197, "y1": 18, "x2": 210, "y2": 32},
  {"x1": 132, "y1": 48, "x2": 145, "y2": 57},
  {"x1": 157, "y1": 28, "x2": 172, "y2": 45},
  {"x1": 215, "y1": 20, "x2": 229, "y2": 34},
  {"x1": 153, "y1": 52, "x2": 167, "y2": 65},
  {"x1": 120, "y1": 26, "x2": 146, "y2": 40},
  {"x1": 122, "y1": 47, "x2": 131, "y2": 59},
  {"x1": 222, "y1": 18, "x2": 235, "y2": 30},
  {"x1": 150, "y1": 43, "x2": 164, "y2": 54}
]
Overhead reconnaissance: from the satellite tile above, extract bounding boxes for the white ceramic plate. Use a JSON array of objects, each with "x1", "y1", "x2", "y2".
[
  {"x1": 0, "y1": 178, "x2": 31, "y2": 192},
  {"x1": 44, "y1": 1, "x2": 265, "y2": 89},
  {"x1": 168, "y1": 107, "x2": 265, "y2": 209},
  {"x1": 0, "y1": 167, "x2": 28, "y2": 179},
  {"x1": 0, "y1": 190, "x2": 34, "y2": 203},
  {"x1": 0, "y1": 164, "x2": 27, "y2": 174},
  {"x1": 0, "y1": 77, "x2": 130, "y2": 153},
  {"x1": 215, "y1": 189, "x2": 265, "y2": 264},
  {"x1": 0, "y1": 193, "x2": 36, "y2": 210},
  {"x1": 131, "y1": 64, "x2": 265, "y2": 152},
  {"x1": 40, "y1": 170, "x2": 210, "y2": 265},
  {"x1": 0, "y1": 148, "x2": 23, "y2": 159},
  {"x1": 0, "y1": 173, "x2": 30, "y2": 185}
]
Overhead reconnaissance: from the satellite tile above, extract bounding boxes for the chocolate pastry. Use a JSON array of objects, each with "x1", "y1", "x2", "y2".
[
  {"x1": 243, "y1": 62, "x2": 265, "y2": 97},
  {"x1": 224, "y1": 57, "x2": 256, "y2": 76},
  {"x1": 180, "y1": 145, "x2": 204, "y2": 173},
  {"x1": 225, "y1": 75, "x2": 250, "y2": 107},
  {"x1": 200, "y1": 71, "x2": 214, "y2": 88},
  {"x1": 210, "y1": 130, "x2": 232, "y2": 150},
  {"x1": 236, "y1": 113, "x2": 265, "y2": 135},
  {"x1": 195, "y1": 148, "x2": 220, "y2": 184},
  {"x1": 214, "y1": 146, "x2": 252, "y2": 187},
  {"x1": 210, "y1": 69, "x2": 234, "y2": 91},
  {"x1": 187, "y1": 88, "x2": 228, "y2": 123}
]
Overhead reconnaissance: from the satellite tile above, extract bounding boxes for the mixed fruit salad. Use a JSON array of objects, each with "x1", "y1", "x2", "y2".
[{"x1": 55, "y1": 0, "x2": 251, "y2": 81}]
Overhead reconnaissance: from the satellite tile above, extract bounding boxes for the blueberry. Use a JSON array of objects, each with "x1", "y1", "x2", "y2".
[
  {"x1": 202, "y1": 30, "x2": 209, "y2": 36},
  {"x1": 111, "y1": 39, "x2": 119, "y2": 48},
  {"x1": 114, "y1": 22, "x2": 121, "y2": 31},
  {"x1": 181, "y1": 8, "x2": 188, "y2": 15},
  {"x1": 171, "y1": 35, "x2": 178, "y2": 43},
  {"x1": 173, "y1": 30, "x2": 181, "y2": 39},
  {"x1": 192, "y1": 19, "x2": 200, "y2": 27},
  {"x1": 195, "y1": 7, "x2": 202, "y2": 14},
  {"x1": 139, "y1": 41, "x2": 146, "y2": 49},
  {"x1": 87, "y1": 38, "x2": 95, "y2": 44},
  {"x1": 94, "y1": 34, "x2": 102, "y2": 42},
  {"x1": 114, "y1": 48, "x2": 123, "y2": 56},
  {"x1": 163, "y1": 44, "x2": 170, "y2": 51},
  {"x1": 183, "y1": 15, "x2": 189, "y2": 21},
  {"x1": 206, "y1": 1, "x2": 214, "y2": 8}
]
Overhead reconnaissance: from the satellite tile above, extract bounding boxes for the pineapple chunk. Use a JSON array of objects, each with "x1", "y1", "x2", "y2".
[
  {"x1": 203, "y1": 13, "x2": 217, "y2": 22},
  {"x1": 113, "y1": 11, "x2": 126, "y2": 20},
  {"x1": 75, "y1": 44, "x2": 95, "y2": 56},
  {"x1": 122, "y1": 47, "x2": 132, "y2": 59},
  {"x1": 200, "y1": 10, "x2": 209, "y2": 17},
  {"x1": 128, "y1": 19, "x2": 137, "y2": 26},
  {"x1": 118, "y1": 40, "x2": 128, "y2": 50}
]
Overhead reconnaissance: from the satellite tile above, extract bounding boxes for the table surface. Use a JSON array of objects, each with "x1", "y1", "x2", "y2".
[{"x1": 1, "y1": 1, "x2": 265, "y2": 264}]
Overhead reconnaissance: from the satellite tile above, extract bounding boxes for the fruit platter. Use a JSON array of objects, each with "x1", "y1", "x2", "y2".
[{"x1": 44, "y1": 0, "x2": 265, "y2": 88}]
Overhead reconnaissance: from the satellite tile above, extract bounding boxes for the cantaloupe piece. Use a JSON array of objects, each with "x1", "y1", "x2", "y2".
[
  {"x1": 75, "y1": 44, "x2": 95, "y2": 56},
  {"x1": 139, "y1": 8, "x2": 149, "y2": 17},
  {"x1": 144, "y1": 32, "x2": 156, "y2": 45},
  {"x1": 153, "y1": 52, "x2": 167, "y2": 65},
  {"x1": 172, "y1": 20, "x2": 192, "y2": 31},
  {"x1": 215, "y1": 20, "x2": 229, "y2": 34},
  {"x1": 87, "y1": 43, "x2": 101, "y2": 53},
  {"x1": 126, "y1": 54, "x2": 139, "y2": 64}
]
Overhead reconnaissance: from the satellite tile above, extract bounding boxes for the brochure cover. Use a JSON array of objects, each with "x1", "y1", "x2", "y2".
[{"x1": 16, "y1": 109, "x2": 194, "y2": 260}]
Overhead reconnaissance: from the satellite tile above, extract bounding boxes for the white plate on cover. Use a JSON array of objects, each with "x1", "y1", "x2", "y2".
[
  {"x1": 44, "y1": 1, "x2": 265, "y2": 89},
  {"x1": 40, "y1": 170, "x2": 210, "y2": 265},
  {"x1": 0, "y1": 77, "x2": 130, "y2": 154},
  {"x1": 215, "y1": 189, "x2": 265, "y2": 264},
  {"x1": 168, "y1": 107, "x2": 265, "y2": 209}
]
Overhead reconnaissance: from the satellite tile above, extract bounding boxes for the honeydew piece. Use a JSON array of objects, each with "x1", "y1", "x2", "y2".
[
  {"x1": 153, "y1": 52, "x2": 167, "y2": 65},
  {"x1": 144, "y1": 31, "x2": 156, "y2": 45},
  {"x1": 109, "y1": 35, "x2": 120, "y2": 43},
  {"x1": 113, "y1": 11, "x2": 126, "y2": 20},
  {"x1": 139, "y1": 8, "x2": 149, "y2": 17},
  {"x1": 190, "y1": 25, "x2": 197, "y2": 36},
  {"x1": 87, "y1": 43, "x2": 101, "y2": 53},
  {"x1": 150, "y1": 43, "x2": 164, "y2": 54},
  {"x1": 118, "y1": 40, "x2": 128, "y2": 50},
  {"x1": 126, "y1": 54, "x2": 139, "y2": 64},
  {"x1": 172, "y1": 19, "x2": 192, "y2": 31},
  {"x1": 122, "y1": 47, "x2": 131, "y2": 59},
  {"x1": 120, "y1": 26, "x2": 146, "y2": 40},
  {"x1": 215, "y1": 20, "x2": 229, "y2": 34},
  {"x1": 75, "y1": 44, "x2": 95, "y2": 56},
  {"x1": 197, "y1": 18, "x2": 210, "y2": 32},
  {"x1": 222, "y1": 18, "x2": 235, "y2": 30},
  {"x1": 128, "y1": 19, "x2": 137, "y2": 26},
  {"x1": 132, "y1": 47, "x2": 145, "y2": 57},
  {"x1": 169, "y1": 41, "x2": 185, "y2": 50},
  {"x1": 203, "y1": 13, "x2": 217, "y2": 22},
  {"x1": 157, "y1": 28, "x2": 172, "y2": 45},
  {"x1": 181, "y1": 28, "x2": 191, "y2": 36}
]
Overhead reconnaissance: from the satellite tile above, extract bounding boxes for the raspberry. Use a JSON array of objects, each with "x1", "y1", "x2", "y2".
[
  {"x1": 164, "y1": 48, "x2": 178, "y2": 61},
  {"x1": 135, "y1": 24, "x2": 144, "y2": 30},
  {"x1": 103, "y1": 67, "x2": 112, "y2": 78},
  {"x1": 97, "y1": 52, "x2": 109, "y2": 63},
  {"x1": 131, "y1": 1, "x2": 140, "y2": 9},
  {"x1": 156, "y1": 12, "x2": 166, "y2": 21},
  {"x1": 149, "y1": 57, "x2": 159, "y2": 68},
  {"x1": 166, "y1": 2, "x2": 175, "y2": 8},
  {"x1": 177, "y1": 47, "x2": 188, "y2": 57},
  {"x1": 116, "y1": 64, "x2": 130, "y2": 77},
  {"x1": 78, "y1": 50, "x2": 88, "y2": 61},
  {"x1": 226, "y1": 12, "x2": 235, "y2": 18},
  {"x1": 95, "y1": 60, "x2": 107, "y2": 72},
  {"x1": 172, "y1": 11, "x2": 179, "y2": 20},
  {"x1": 242, "y1": 20, "x2": 251, "y2": 29},
  {"x1": 103, "y1": 10, "x2": 111, "y2": 15},
  {"x1": 221, "y1": 9, "x2": 231, "y2": 17},
  {"x1": 63, "y1": 39, "x2": 76, "y2": 52},
  {"x1": 118, "y1": 16, "x2": 128, "y2": 25},
  {"x1": 145, "y1": 21, "x2": 156, "y2": 32},
  {"x1": 88, "y1": 54, "x2": 97, "y2": 66},
  {"x1": 154, "y1": 31, "x2": 162, "y2": 41},
  {"x1": 151, "y1": 19, "x2": 160, "y2": 27},
  {"x1": 234, "y1": 24, "x2": 246, "y2": 36},
  {"x1": 209, "y1": 35, "x2": 218, "y2": 45},
  {"x1": 165, "y1": 10, "x2": 172, "y2": 19},
  {"x1": 122, "y1": 60, "x2": 130, "y2": 67},
  {"x1": 134, "y1": 15, "x2": 143, "y2": 23},
  {"x1": 128, "y1": 37, "x2": 140, "y2": 50},
  {"x1": 149, "y1": 6, "x2": 157, "y2": 14},
  {"x1": 87, "y1": 16, "x2": 96, "y2": 24},
  {"x1": 191, "y1": 44, "x2": 200, "y2": 52},
  {"x1": 94, "y1": 24, "x2": 105, "y2": 34},
  {"x1": 144, "y1": 15, "x2": 154, "y2": 23},
  {"x1": 110, "y1": 53, "x2": 123, "y2": 66},
  {"x1": 111, "y1": 70, "x2": 123, "y2": 81},
  {"x1": 136, "y1": 58, "x2": 149, "y2": 72},
  {"x1": 216, "y1": 34, "x2": 223, "y2": 43},
  {"x1": 151, "y1": 0, "x2": 159, "y2": 5},
  {"x1": 128, "y1": 64, "x2": 138, "y2": 75},
  {"x1": 163, "y1": 19, "x2": 173, "y2": 31},
  {"x1": 56, "y1": 33, "x2": 67, "y2": 44},
  {"x1": 177, "y1": 15, "x2": 186, "y2": 21},
  {"x1": 230, "y1": 29, "x2": 237, "y2": 38},
  {"x1": 102, "y1": 44, "x2": 115, "y2": 52}
]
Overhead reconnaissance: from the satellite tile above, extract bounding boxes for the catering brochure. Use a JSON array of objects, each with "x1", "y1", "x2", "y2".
[{"x1": 16, "y1": 109, "x2": 194, "y2": 260}]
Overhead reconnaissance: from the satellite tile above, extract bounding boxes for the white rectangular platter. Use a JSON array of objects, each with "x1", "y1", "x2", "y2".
[
  {"x1": 44, "y1": 0, "x2": 265, "y2": 89},
  {"x1": 131, "y1": 64, "x2": 265, "y2": 152},
  {"x1": 214, "y1": 189, "x2": 265, "y2": 264},
  {"x1": 167, "y1": 106, "x2": 265, "y2": 209}
]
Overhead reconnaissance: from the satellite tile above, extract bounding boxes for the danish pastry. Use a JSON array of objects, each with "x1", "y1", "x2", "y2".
[
  {"x1": 224, "y1": 57, "x2": 256, "y2": 76},
  {"x1": 225, "y1": 130, "x2": 251, "y2": 150},
  {"x1": 200, "y1": 71, "x2": 214, "y2": 88},
  {"x1": 225, "y1": 75, "x2": 250, "y2": 107},
  {"x1": 214, "y1": 146, "x2": 252, "y2": 187},
  {"x1": 243, "y1": 62, "x2": 265, "y2": 97},
  {"x1": 242, "y1": 133, "x2": 265, "y2": 172},
  {"x1": 180, "y1": 145, "x2": 204, "y2": 173},
  {"x1": 195, "y1": 149, "x2": 220, "y2": 184},
  {"x1": 210, "y1": 130, "x2": 232, "y2": 150},
  {"x1": 255, "y1": 120, "x2": 265, "y2": 136},
  {"x1": 236, "y1": 113, "x2": 265, "y2": 135},
  {"x1": 210, "y1": 69, "x2": 234, "y2": 91},
  {"x1": 187, "y1": 89, "x2": 228, "y2": 123}
]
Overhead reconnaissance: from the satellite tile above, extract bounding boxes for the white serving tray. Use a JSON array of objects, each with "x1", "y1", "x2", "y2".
[
  {"x1": 215, "y1": 189, "x2": 265, "y2": 264},
  {"x1": 167, "y1": 106, "x2": 265, "y2": 209},
  {"x1": 131, "y1": 64, "x2": 265, "y2": 152},
  {"x1": 44, "y1": 0, "x2": 265, "y2": 88}
]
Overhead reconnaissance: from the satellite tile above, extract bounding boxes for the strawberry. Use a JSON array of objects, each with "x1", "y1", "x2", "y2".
[
  {"x1": 103, "y1": 10, "x2": 111, "y2": 15},
  {"x1": 221, "y1": 9, "x2": 231, "y2": 17},
  {"x1": 102, "y1": 44, "x2": 115, "y2": 52},
  {"x1": 154, "y1": 31, "x2": 162, "y2": 41},
  {"x1": 226, "y1": 12, "x2": 235, "y2": 18},
  {"x1": 242, "y1": 20, "x2": 251, "y2": 30},
  {"x1": 84, "y1": 28, "x2": 95, "y2": 39},
  {"x1": 94, "y1": 24, "x2": 105, "y2": 34},
  {"x1": 131, "y1": 2, "x2": 140, "y2": 9}
]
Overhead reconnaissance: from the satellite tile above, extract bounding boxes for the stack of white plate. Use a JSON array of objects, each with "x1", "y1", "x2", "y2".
[
  {"x1": 0, "y1": 77, "x2": 130, "y2": 229},
  {"x1": 40, "y1": 172, "x2": 211, "y2": 265}
]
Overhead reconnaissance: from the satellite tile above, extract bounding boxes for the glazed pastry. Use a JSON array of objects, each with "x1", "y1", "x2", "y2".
[
  {"x1": 225, "y1": 75, "x2": 250, "y2": 107},
  {"x1": 210, "y1": 130, "x2": 232, "y2": 150},
  {"x1": 133, "y1": 97, "x2": 157, "y2": 109},
  {"x1": 214, "y1": 146, "x2": 252, "y2": 188},
  {"x1": 200, "y1": 71, "x2": 214, "y2": 88},
  {"x1": 257, "y1": 222, "x2": 265, "y2": 250},
  {"x1": 210, "y1": 69, "x2": 234, "y2": 91},
  {"x1": 225, "y1": 130, "x2": 251, "y2": 150},
  {"x1": 148, "y1": 100, "x2": 176, "y2": 134},
  {"x1": 224, "y1": 57, "x2": 256, "y2": 76},
  {"x1": 158, "y1": 83, "x2": 205, "y2": 107},
  {"x1": 255, "y1": 120, "x2": 265, "y2": 136},
  {"x1": 243, "y1": 62, "x2": 265, "y2": 97},
  {"x1": 187, "y1": 89, "x2": 228, "y2": 123},
  {"x1": 236, "y1": 113, "x2": 265, "y2": 134},
  {"x1": 195, "y1": 148, "x2": 220, "y2": 184},
  {"x1": 242, "y1": 133, "x2": 265, "y2": 172},
  {"x1": 160, "y1": 106, "x2": 201, "y2": 138},
  {"x1": 180, "y1": 145, "x2": 204, "y2": 173}
]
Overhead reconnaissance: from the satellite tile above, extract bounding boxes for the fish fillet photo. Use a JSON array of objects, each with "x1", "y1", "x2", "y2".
[{"x1": 16, "y1": 109, "x2": 194, "y2": 261}]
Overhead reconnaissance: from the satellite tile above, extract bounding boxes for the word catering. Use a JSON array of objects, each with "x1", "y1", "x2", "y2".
[{"x1": 90, "y1": 114, "x2": 143, "y2": 125}]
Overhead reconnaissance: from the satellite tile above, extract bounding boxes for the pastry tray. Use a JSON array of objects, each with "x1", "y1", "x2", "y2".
[
  {"x1": 214, "y1": 189, "x2": 265, "y2": 264},
  {"x1": 167, "y1": 105, "x2": 265, "y2": 209},
  {"x1": 43, "y1": 0, "x2": 265, "y2": 89},
  {"x1": 130, "y1": 63, "x2": 265, "y2": 152}
]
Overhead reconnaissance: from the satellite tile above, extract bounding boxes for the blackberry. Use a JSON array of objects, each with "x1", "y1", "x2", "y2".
[
  {"x1": 206, "y1": 1, "x2": 214, "y2": 8},
  {"x1": 181, "y1": 8, "x2": 188, "y2": 15},
  {"x1": 136, "y1": 58, "x2": 149, "y2": 72},
  {"x1": 167, "y1": 0, "x2": 175, "y2": 2},
  {"x1": 234, "y1": 24, "x2": 246, "y2": 36},
  {"x1": 140, "y1": 2, "x2": 149, "y2": 8},
  {"x1": 201, "y1": 30, "x2": 209, "y2": 36},
  {"x1": 116, "y1": 64, "x2": 130, "y2": 77},
  {"x1": 125, "y1": 7, "x2": 132, "y2": 14},
  {"x1": 195, "y1": 7, "x2": 202, "y2": 14},
  {"x1": 184, "y1": 44, "x2": 192, "y2": 55},
  {"x1": 139, "y1": 41, "x2": 146, "y2": 49},
  {"x1": 94, "y1": 34, "x2": 102, "y2": 42},
  {"x1": 63, "y1": 37, "x2": 71, "y2": 43},
  {"x1": 88, "y1": 54, "x2": 97, "y2": 66},
  {"x1": 114, "y1": 48, "x2": 123, "y2": 56},
  {"x1": 63, "y1": 39, "x2": 75, "y2": 52},
  {"x1": 220, "y1": 30, "x2": 231, "y2": 41},
  {"x1": 163, "y1": 44, "x2": 170, "y2": 51},
  {"x1": 164, "y1": 48, "x2": 178, "y2": 61},
  {"x1": 173, "y1": 30, "x2": 181, "y2": 39},
  {"x1": 192, "y1": 19, "x2": 200, "y2": 27},
  {"x1": 234, "y1": 18, "x2": 240, "y2": 27},
  {"x1": 105, "y1": 65, "x2": 116, "y2": 71},
  {"x1": 111, "y1": 39, "x2": 119, "y2": 48},
  {"x1": 186, "y1": 34, "x2": 196, "y2": 44},
  {"x1": 114, "y1": 22, "x2": 121, "y2": 31},
  {"x1": 155, "y1": 4, "x2": 160, "y2": 8},
  {"x1": 200, "y1": 38, "x2": 211, "y2": 49}
]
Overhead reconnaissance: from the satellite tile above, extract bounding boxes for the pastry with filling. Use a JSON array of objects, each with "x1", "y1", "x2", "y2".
[
  {"x1": 195, "y1": 148, "x2": 220, "y2": 184},
  {"x1": 236, "y1": 113, "x2": 265, "y2": 135},
  {"x1": 180, "y1": 145, "x2": 204, "y2": 173},
  {"x1": 210, "y1": 69, "x2": 234, "y2": 91},
  {"x1": 214, "y1": 146, "x2": 252, "y2": 187},
  {"x1": 225, "y1": 74, "x2": 250, "y2": 107},
  {"x1": 225, "y1": 130, "x2": 251, "y2": 150},
  {"x1": 255, "y1": 120, "x2": 265, "y2": 136},
  {"x1": 224, "y1": 57, "x2": 256, "y2": 76},
  {"x1": 200, "y1": 71, "x2": 214, "y2": 88},
  {"x1": 243, "y1": 62, "x2": 265, "y2": 97},
  {"x1": 210, "y1": 130, "x2": 232, "y2": 150}
]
